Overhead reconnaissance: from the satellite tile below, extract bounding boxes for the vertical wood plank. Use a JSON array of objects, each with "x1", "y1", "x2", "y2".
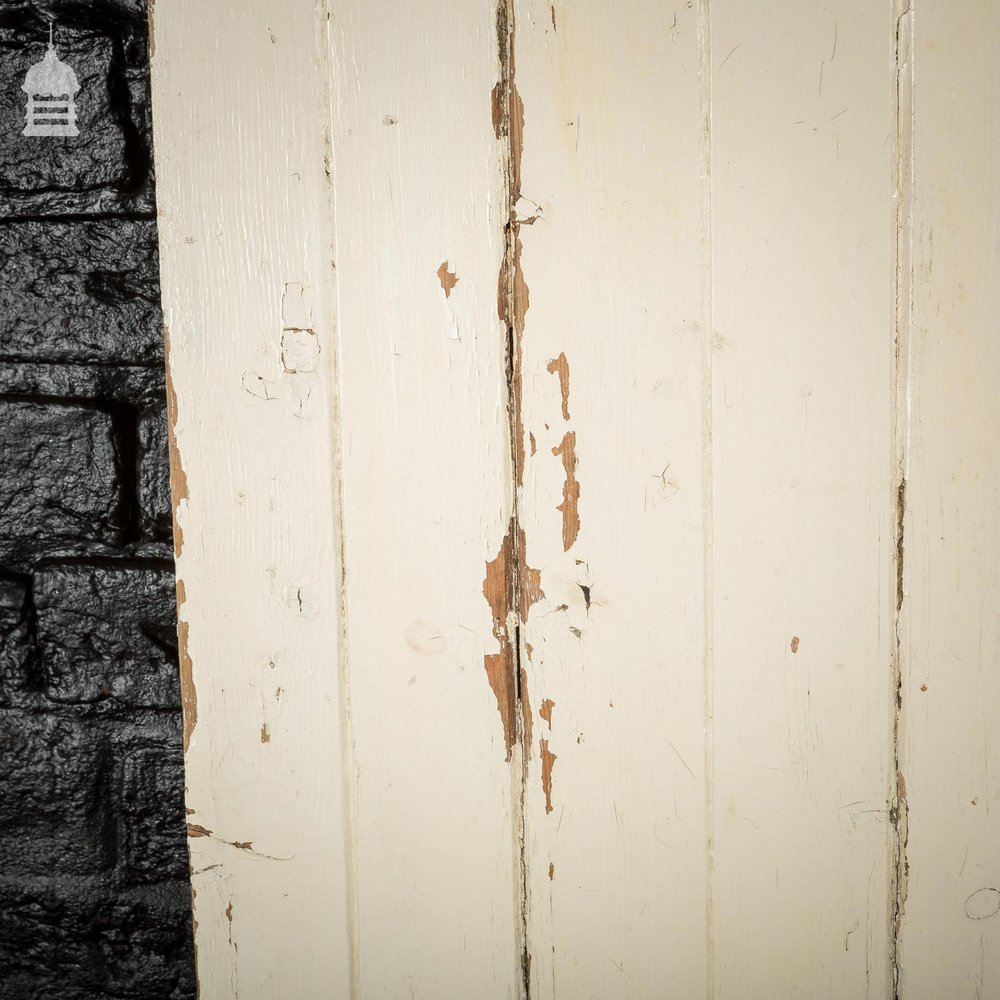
[
  {"x1": 150, "y1": 2, "x2": 353, "y2": 997},
  {"x1": 897, "y1": 2, "x2": 1000, "y2": 994},
  {"x1": 708, "y1": 2, "x2": 896, "y2": 994},
  {"x1": 513, "y1": 3, "x2": 710, "y2": 995},
  {"x1": 326, "y1": 3, "x2": 522, "y2": 996}
]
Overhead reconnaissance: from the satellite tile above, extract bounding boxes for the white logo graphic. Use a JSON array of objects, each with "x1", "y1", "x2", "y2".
[{"x1": 22, "y1": 23, "x2": 80, "y2": 137}]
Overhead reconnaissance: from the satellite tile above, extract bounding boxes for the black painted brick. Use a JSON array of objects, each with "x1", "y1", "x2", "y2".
[
  {"x1": 137, "y1": 405, "x2": 171, "y2": 540},
  {"x1": 0, "y1": 220, "x2": 162, "y2": 367},
  {"x1": 0, "y1": 1, "x2": 194, "y2": 994},
  {"x1": 0, "y1": 880, "x2": 197, "y2": 1000},
  {"x1": 0, "y1": 7, "x2": 154, "y2": 219},
  {"x1": 121, "y1": 745, "x2": 189, "y2": 882},
  {"x1": 0, "y1": 401, "x2": 121, "y2": 551},
  {"x1": 34, "y1": 562, "x2": 179, "y2": 708},
  {"x1": 0, "y1": 576, "x2": 33, "y2": 704},
  {"x1": 0, "y1": 711, "x2": 113, "y2": 876}
]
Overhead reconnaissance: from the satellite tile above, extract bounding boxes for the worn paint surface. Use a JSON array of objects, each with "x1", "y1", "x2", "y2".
[
  {"x1": 895, "y1": 2, "x2": 1000, "y2": 995},
  {"x1": 150, "y1": 2, "x2": 354, "y2": 997},
  {"x1": 151, "y1": 0, "x2": 999, "y2": 996}
]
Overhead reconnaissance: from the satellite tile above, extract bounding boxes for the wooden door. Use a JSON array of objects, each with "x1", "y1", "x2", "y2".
[{"x1": 149, "y1": 1, "x2": 1000, "y2": 997}]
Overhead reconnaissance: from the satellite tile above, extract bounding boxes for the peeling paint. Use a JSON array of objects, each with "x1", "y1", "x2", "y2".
[
  {"x1": 539, "y1": 698, "x2": 554, "y2": 730},
  {"x1": 165, "y1": 326, "x2": 197, "y2": 755},
  {"x1": 540, "y1": 738, "x2": 557, "y2": 814},
  {"x1": 260, "y1": 722, "x2": 270, "y2": 744},
  {"x1": 790, "y1": 636, "x2": 800, "y2": 654},
  {"x1": 483, "y1": 517, "x2": 544, "y2": 761},
  {"x1": 187, "y1": 823, "x2": 290, "y2": 861},
  {"x1": 552, "y1": 431, "x2": 581, "y2": 551},
  {"x1": 437, "y1": 260, "x2": 459, "y2": 297},
  {"x1": 175, "y1": 581, "x2": 197, "y2": 754},
  {"x1": 164, "y1": 323, "x2": 189, "y2": 561},
  {"x1": 494, "y1": 0, "x2": 529, "y2": 489},
  {"x1": 546, "y1": 352, "x2": 571, "y2": 421}
]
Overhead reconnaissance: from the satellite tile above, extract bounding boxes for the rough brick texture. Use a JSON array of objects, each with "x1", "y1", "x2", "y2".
[
  {"x1": 0, "y1": 2, "x2": 194, "y2": 998},
  {"x1": 0, "y1": 401, "x2": 122, "y2": 554}
]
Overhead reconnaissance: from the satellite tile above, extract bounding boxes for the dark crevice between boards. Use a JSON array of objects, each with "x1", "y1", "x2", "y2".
[
  {"x1": 492, "y1": 2, "x2": 533, "y2": 996},
  {"x1": 890, "y1": 1, "x2": 913, "y2": 994}
]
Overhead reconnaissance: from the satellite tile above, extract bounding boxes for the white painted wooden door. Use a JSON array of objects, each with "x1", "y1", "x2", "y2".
[{"x1": 150, "y1": 1, "x2": 1000, "y2": 997}]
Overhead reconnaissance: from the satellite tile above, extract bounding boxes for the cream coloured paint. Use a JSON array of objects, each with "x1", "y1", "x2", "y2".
[{"x1": 150, "y1": 1, "x2": 999, "y2": 996}]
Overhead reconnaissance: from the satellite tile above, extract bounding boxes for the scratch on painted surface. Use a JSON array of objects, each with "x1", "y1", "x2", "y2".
[
  {"x1": 540, "y1": 739, "x2": 557, "y2": 814},
  {"x1": 546, "y1": 352, "x2": 571, "y2": 420},
  {"x1": 187, "y1": 823, "x2": 291, "y2": 861},
  {"x1": 552, "y1": 431, "x2": 580, "y2": 551}
]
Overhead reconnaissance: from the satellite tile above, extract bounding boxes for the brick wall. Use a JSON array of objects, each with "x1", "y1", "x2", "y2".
[{"x1": 0, "y1": 3, "x2": 195, "y2": 998}]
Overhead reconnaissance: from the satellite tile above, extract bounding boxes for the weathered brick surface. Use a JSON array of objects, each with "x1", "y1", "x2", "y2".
[
  {"x1": 0, "y1": 401, "x2": 122, "y2": 554},
  {"x1": 0, "y1": 221, "x2": 162, "y2": 366},
  {"x1": 0, "y1": 2, "x2": 193, "y2": 996},
  {"x1": 121, "y1": 746, "x2": 189, "y2": 882},
  {"x1": 137, "y1": 405, "x2": 172, "y2": 540},
  {"x1": 0, "y1": 712, "x2": 113, "y2": 876},
  {"x1": 0, "y1": 576, "x2": 33, "y2": 705},
  {"x1": 0, "y1": 7, "x2": 154, "y2": 219},
  {"x1": 35, "y1": 562, "x2": 179, "y2": 708},
  {"x1": 0, "y1": 882, "x2": 196, "y2": 1000}
]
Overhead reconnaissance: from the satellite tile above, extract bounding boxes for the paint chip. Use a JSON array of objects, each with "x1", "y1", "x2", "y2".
[
  {"x1": 546, "y1": 352, "x2": 571, "y2": 421},
  {"x1": 790, "y1": 636, "x2": 800, "y2": 654},
  {"x1": 539, "y1": 698, "x2": 555, "y2": 730},
  {"x1": 437, "y1": 260, "x2": 458, "y2": 297},
  {"x1": 540, "y1": 739, "x2": 557, "y2": 814},
  {"x1": 552, "y1": 432, "x2": 580, "y2": 551},
  {"x1": 483, "y1": 518, "x2": 545, "y2": 761}
]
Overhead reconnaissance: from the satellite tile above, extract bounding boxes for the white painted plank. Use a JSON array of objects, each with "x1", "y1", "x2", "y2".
[
  {"x1": 897, "y1": 2, "x2": 1000, "y2": 994},
  {"x1": 708, "y1": 2, "x2": 896, "y2": 995},
  {"x1": 513, "y1": 3, "x2": 710, "y2": 995},
  {"x1": 150, "y1": 1, "x2": 353, "y2": 997},
  {"x1": 326, "y1": 3, "x2": 522, "y2": 996}
]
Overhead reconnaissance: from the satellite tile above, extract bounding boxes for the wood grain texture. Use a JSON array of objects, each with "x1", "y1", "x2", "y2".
[
  {"x1": 896, "y1": 2, "x2": 1000, "y2": 995},
  {"x1": 513, "y1": 3, "x2": 710, "y2": 995},
  {"x1": 708, "y1": 2, "x2": 896, "y2": 995},
  {"x1": 150, "y1": 2, "x2": 354, "y2": 997}
]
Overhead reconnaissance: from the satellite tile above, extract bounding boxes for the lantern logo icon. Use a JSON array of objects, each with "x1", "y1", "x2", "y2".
[{"x1": 22, "y1": 23, "x2": 80, "y2": 137}]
